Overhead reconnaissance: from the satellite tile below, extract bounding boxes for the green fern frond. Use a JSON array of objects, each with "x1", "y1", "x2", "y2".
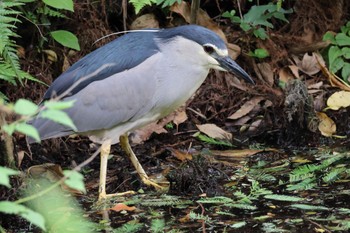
[
  {"x1": 0, "y1": 0, "x2": 34, "y2": 85},
  {"x1": 150, "y1": 219, "x2": 165, "y2": 233},
  {"x1": 322, "y1": 167, "x2": 346, "y2": 183},
  {"x1": 114, "y1": 220, "x2": 144, "y2": 233},
  {"x1": 129, "y1": 0, "x2": 156, "y2": 14},
  {"x1": 36, "y1": 5, "x2": 67, "y2": 18},
  {"x1": 264, "y1": 194, "x2": 304, "y2": 202},
  {"x1": 287, "y1": 177, "x2": 316, "y2": 191},
  {"x1": 197, "y1": 196, "x2": 234, "y2": 204}
]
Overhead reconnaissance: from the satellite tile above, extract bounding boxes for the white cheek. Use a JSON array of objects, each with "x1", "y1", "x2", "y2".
[{"x1": 207, "y1": 56, "x2": 222, "y2": 70}]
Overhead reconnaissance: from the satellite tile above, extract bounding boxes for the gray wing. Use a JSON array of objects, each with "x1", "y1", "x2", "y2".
[
  {"x1": 30, "y1": 53, "x2": 162, "y2": 141},
  {"x1": 43, "y1": 31, "x2": 160, "y2": 100}
]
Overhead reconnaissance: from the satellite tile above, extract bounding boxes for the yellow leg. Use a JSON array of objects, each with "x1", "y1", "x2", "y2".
[
  {"x1": 98, "y1": 139, "x2": 111, "y2": 200},
  {"x1": 120, "y1": 134, "x2": 164, "y2": 190},
  {"x1": 98, "y1": 139, "x2": 136, "y2": 201}
]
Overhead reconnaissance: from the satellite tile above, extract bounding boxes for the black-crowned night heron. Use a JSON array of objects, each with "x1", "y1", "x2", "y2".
[{"x1": 28, "y1": 25, "x2": 254, "y2": 200}]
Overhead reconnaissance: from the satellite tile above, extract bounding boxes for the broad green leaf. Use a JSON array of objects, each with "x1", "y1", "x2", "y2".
[
  {"x1": 240, "y1": 22, "x2": 251, "y2": 32},
  {"x1": 50, "y1": 30, "x2": 80, "y2": 50},
  {"x1": 264, "y1": 194, "x2": 304, "y2": 202},
  {"x1": 342, "y1": 47, "x2": 350, "y2": 59},
  {"x1": 341, "y1": 63, "x2": 350, "y2": 81},
  {"x1": 2, "y1": 123, "x2": 16, "y2": 135},
  {"x1": 63, "y1": 170, "x2": 86, "y2": 193},
  {"x1": 44, "y1": 100, "x2": 75, "y2": 110},
  {"x1": 253, "y1": 28, "x2": 268, "y2": 40},
  {"x1": 14, "y1": 99, "x2": 38, "y2": 115},
  {"x1": 335, "y1": 33, "x2": 350, "y2": 46},
  {"x1": 328, "y1": 46, "x2": 342, "y2": 66},
  {"x1": 0, "y1": 167, "x2": 19, "y2": 188},
  {"x1": 290, "y1": 204, "x2": 329, "y2": 211},
  {"x1": 15, "y1": 123, "x2": 40, "y2": 142},
  {"x1": 0, "y1": 201, "x2": 46, "y2": 230},
  {"x1": 40, "y1": 109, "x2": 77, "y2": 130},
  {"x1": 249, "y1": 48, "x2": 270, "y2": 58},
  {"x1": 330, "y1": 57, "x2": 345, "y2": 73},
  {"x1": 323, "y1": 31, "x2": 336, "y2": 44},
  {"x1": 43, "y1": 0, "x2": 73, "y2": 11}
]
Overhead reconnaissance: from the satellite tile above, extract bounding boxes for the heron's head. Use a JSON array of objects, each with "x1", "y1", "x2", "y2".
[{"x1": 157, "y1": 25, "x2": 255, "y2": 84}]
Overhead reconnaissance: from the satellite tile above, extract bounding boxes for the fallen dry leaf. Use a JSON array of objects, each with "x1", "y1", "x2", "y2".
[
  {"x1": 279, "y1": 66, "x2": 296, "y2": 83},
  {"x1": 326, "y1": 91, "x2": 350, "y2": 110},
  {"x1": 110, "y1": 203, "x2": 136, "y2": 212},
  {"x1": 17, "y1": 150, "x2": 25, "y2": 167},
  {"x1": 196, "y1": 123, "x2": 232, "y2": 140},
  {"x1": 130, "y1": 13, "x2": 159, "y2": 30},
  {"x1": 316, "y1": 112, "x2": 336, "y2": 137},
  {"x1": 211, "y1": 148, "x2": 278, "y2": 160},
  {"x1": 257, "y1": 63, "x2": 274, "y2": 86},
  {"x1": 298, "y1": 53, "x2": 322, "y2": 76},
  {"x1": 173, "y1": 107, "x2": 188, "y2": 129},
  {"x1": 228, "y1": 97, "x2": 265, "y2": 120},
  {"x1": 227, "y1": 43, "x2": 241, "y2": 60},
  {"x1": 167, "y1": 147, "x2": 193, "y2": 161},
  {"x1": 170, "y1": 2, "x2": 226, "y2": 42}
]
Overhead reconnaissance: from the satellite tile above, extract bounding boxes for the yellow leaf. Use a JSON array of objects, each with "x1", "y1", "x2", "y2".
[
  {"x1": 316, "y1": 112, "x2": 336, "y2": 137},
  {"x1": 326, "y1": 91, "x2": 350, "y2": 110}
]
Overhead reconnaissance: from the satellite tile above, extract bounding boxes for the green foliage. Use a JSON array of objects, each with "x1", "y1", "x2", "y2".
[
  {"x1": 323, "y1": 21, "x2": 350, "y2": 83},
  {"x1": 248, "y1": 48, "x2": 270, "y2": 58},
  {"x1": 195, "y1": 132, "x2": 234, "y2": 147},
  {"x1": 223, "y1": 3, "x2": 292, "y2": 40},
  {"x1": 129, "y1": 0, "x2": 181, "y2": 13},
  {"x1": 287, "y1": 152, "x2": 348, "y2": 191},
  {"x1": 197, "y1": 196, "x2": 233, "y2": 204},
  {"x1": 114, "y1": 220, "x2": 144, "y2": 233},
  {"x1": 0, "y1": 0, "x2": 34, "y2": 88},
  {"x1": 42, "y1": 0, "x2": 73, "y2": 12},
  {"x1": 50, "y1": 30, "x2": 80, "y2": 50},
  {"x1": 1, "y1": 98, "x2": 76, "y2": 143},
  {"x1": 0, "y1": 201, "x2": 46, "y2": 231},
  {"x1": 230, "y1": 221, "x2": 247, "y2": 229},
  {"x1": 264, "y1": 194, "x2": 304, "y2": 202},
  {"x1": 129, "y1": 0, "x2": 156, "y2": 13},
  {"x1": 156, "y1": 0, "x2": 182, "y2": 8},
  {"x1": 0, "y1": 166, "x2": 19, "y2": 188},
  {"x1": 290, "y1": 204, "x2": 329, "y2": 211},
  {"x1": 23, "y1": 178, "x2": 95, "y2": 233},
  {"x1": 63, "y1": 170, "x2": 86, "y2": 193},
  {"x1": 189, "y1": 211, "x2": 212, "y2": 223},
  {"x1": 150, "y1": 218, "x2": 165, "y2": 233}
]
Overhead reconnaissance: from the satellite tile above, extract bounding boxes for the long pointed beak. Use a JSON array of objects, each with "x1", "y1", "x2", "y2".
[{"x1": 217, "y1": 56, "x2": 255, "y2": 84}]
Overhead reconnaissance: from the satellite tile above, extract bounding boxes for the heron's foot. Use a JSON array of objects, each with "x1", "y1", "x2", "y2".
[
  {"x1": 140, "y1": 174, "x2": 167, "y2": 190},
  {"x1": 98, "y1": 190, "x2": 136, "y2": 201}
]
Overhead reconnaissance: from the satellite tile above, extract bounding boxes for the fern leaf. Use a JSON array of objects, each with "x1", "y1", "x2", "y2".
[{"x1": 129, "y1": 0, "x2": 157, "y2": 13}]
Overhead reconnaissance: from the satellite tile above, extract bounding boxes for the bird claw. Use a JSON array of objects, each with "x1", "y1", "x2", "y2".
[
  {"x1": 141, "y1": 177, "x2": 167, "y2": 190},
  {"x1": 98, "y1": 190, "x2": 137, "y2": 201}
]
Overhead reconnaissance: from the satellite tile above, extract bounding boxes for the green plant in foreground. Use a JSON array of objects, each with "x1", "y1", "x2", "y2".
[
  {"x1": 129, "y1": 0, "x2": 182, "y2": 13},
  {"x1": 0, "y1": 166, "x2": 92, "y2": 232},
  {"x1": 0, "y1": 0, "x2": 35, "y2": 96},
  {"x1": 20, "y1": 0, "x2": 80, "y2": 50},
  {"x1": 323, "y1": 21, "x2": 350, "y2": 83},
  {"x1": 1, "y1": 98, "x2": 76, "y2": 142},
  {"x1": 222, "y1": 3, "x2": 293, "y2": 40}
]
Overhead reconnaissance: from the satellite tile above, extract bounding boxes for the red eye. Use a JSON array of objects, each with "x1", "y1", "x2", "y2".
[{"x1": 203, "y1": 45, "x2": 214, "y2": 54}]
